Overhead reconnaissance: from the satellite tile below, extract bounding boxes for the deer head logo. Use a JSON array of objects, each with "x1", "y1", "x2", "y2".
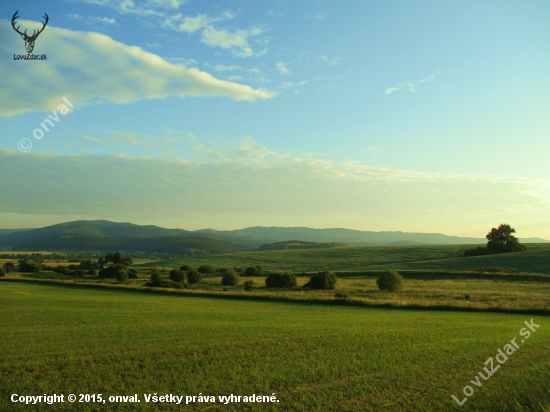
[{"x1": 11, "y1": 11, "x2": 49, "y2": 54}]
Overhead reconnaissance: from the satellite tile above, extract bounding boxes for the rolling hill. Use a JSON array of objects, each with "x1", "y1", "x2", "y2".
[
  {"x1": 0, "y1": 220, "x2": 546, "y2": 252},
  {"x1": 13, "y1": 235, "x2": 251, "y2": 254}
]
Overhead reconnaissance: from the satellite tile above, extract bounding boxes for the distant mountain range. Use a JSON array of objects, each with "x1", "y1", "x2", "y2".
[{"x1": 0, "y1": 220, "x2": 547, "y2": 253}]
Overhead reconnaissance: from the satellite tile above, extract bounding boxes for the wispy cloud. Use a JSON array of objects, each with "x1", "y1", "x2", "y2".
[
  {"x1": 87, "y1": 0, "x2": 183, "y2": 17},
  {"x1": 0, "y1": 22, "x2": 274, "y2": 117},
  {"x1": 214, "y1": 64, "x2": 241, "y2": 72},
  {"x1": 162, "y1": 12, "x2": 265, "y2": 57},
  {"x1": 201, "y1": 26, "x2": 264, "y2": 57},
  {"x1": 78, "y1": 132, "x2": 156, "y2": 150},
  {"x1": 67, "y1": 14, "x2": 117, "y2": 25},
  {"x1": 2, "y1": 144, "x2": 548, "y2": 233},
  {"x1": 366, "y1": 147, "x2": 382, "y2": 154},
  {"x1": 319, "y1": 55, "x2": 341, "y2": 66},
  {"x1": 79, "y1": 135, "x2": 116, "y2": 146},
  {"x1": 276, "y1": 62, "x2": 291, "y2": 75},
  {"x1": 385, "y1": 73, "x2": 438, "y2": 95}
]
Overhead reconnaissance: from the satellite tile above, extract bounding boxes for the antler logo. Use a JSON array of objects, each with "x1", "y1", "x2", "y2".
[{"x1": 11, "y1": 10, "x2": 49, "y2": 54}]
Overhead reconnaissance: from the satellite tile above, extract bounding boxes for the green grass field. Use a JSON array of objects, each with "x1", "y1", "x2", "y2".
[
  {"x1": 137, "y1": 244, "x2": 550, "y2": 274},
  {"x1": 1, "y1": 282, "x2": 549, "y2": 411}
]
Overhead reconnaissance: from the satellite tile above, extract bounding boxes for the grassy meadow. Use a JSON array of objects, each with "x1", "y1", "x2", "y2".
[
  {"x1": 1, "y1": 281, "x2": 549, "y2": 411},
  {"x1": 137, "y1": 243, "x2": 550, "y2": 274}
]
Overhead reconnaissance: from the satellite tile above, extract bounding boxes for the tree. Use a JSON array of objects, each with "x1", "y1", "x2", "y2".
[
  {"x1": 377, "y1": 270, "x2": 403, "y2": 292},
  {"x1": 198, "y1": 265, "x2": 215, "y2": 274},
  {"x1": 243, "y1": 266, "x2": 262, "y2": 277},
  {"x1": 169, "y1": 269, "x2": 185, "y2": 283},
  {"x1": 19, "y1": 259, "x2": 42, "y2": 273},
  {"x1": 99, "y1": 264, "x2": 127, "y2": 279},
  {"x1": 150, "y1": 271, "x2": 162, "y2": 283},
  {"x1": 486, "y1": 224, "x2": 527, "y2": 253},
  {"x1": 221, "y1": 269, "x2": 239, "y2": 286},
  {"x1": 187, "y1": 269, "x2": 202, "y2": 284},
  {"x1": 116, "y1": 270, "x2": 128, "y2": 283},
  {"x1": 304, "y1": 271, "x2": 337, "y2": 290},
  {"x1": 179, "y1": 265, "x2": 192, "y2": 272},
  {"x1": 243, "y1": 280, "x2": 255, "y2": 291},
  {"x1": 265, "y1": 272, "x2": 297, "y2": 288}
]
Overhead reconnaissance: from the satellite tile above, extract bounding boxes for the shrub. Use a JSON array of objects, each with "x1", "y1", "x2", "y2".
[
  {"x1": 5, "y1": 262, "x2": 14, "y2": 269},
  {"x1": 77, "y1": 270, "x2": 87, "y2": 277},
  {"x1": 150, "y1": 272, "x2": 162, "y2": 283},
  {"x1": 116, "y1": 270, "x2": 128, "y2": 283},
  {"x1": 5, "y1": 265, "x2": 13, "y2": 273},
  {"x1": 187, "y1": 269, "x2": 202, "y2": 284},
  {"x1": 87, "y1": 269, "x2": 97, "y2": 276},
  {"x1": 376, "y1": 270, "x2": 403, "y2": 292},
  {"x1": 19, "y1": 259, "x2": 42, "y2": 273},
  {"x1": 215, "y1": 267, "x2": 228, "y2": 273},
  {"x1": 465, "y1": 294, "x2": 471, "y2": 301},
  {"x1": 234, "y1": 267, "x2": 243, "y2": 273},
  {"x1": 334, "y1": 292, "x2": 348, "y2": 299},
  {"x1": 221, "y1": 269, "x2": 239, "y2": 286},
  {"x1": 198, "y1": 265, "x2": 215, "y2": 274},
  {"x1": 305, "y1": 271, "x2": 337, "y2": 290},
  {"x1": 243, "y1": 266, "x2": 262, "y2": 277},
  {"x1": 179, "y1": 265, "x2": 192, "y2": 272},
  {"x1": 128, "y1": 269, "x2": 139, "y2": 279},
  {"x1": 243, "y1": 280, "x2": 255, "y2": 291},
  {"x1": 169, "y1": 269, "x2": 185, "y2": 283},
  {"x1": 99, "y1": 264, "x2": 127, "y2": 279},
  {"x1": 146, "y1": 279, "x2": 184, "y2": 289},
  {"x1": 53, "y1": 265, "x2": 70, "y2": 276},
  {"x1": 0, "y1": 269, "x2": 5, "y2": 277},
  {"x1": 463, "y1": 247, "x2": 490, "y2": 257},
  {"x1": 265, "y1": 272, "x2": 297, "y2": 288}
]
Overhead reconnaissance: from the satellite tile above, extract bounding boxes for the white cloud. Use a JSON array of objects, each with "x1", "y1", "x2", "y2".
[
  {"x1": 0, "y1": 21, "x2": 274, "y2": 117},
  {"x1": 97, "y1": 17, "x2": 116, "y2": 24},
  {"x1": 385, "y1": 73, "x2": 438, "y2": 95},
  {"x1": 161, "y1": 11, "x2": 262, "y2": 57},
  {"x1": 78, "y1": 132, "x2": 156, "y2": 150},
  {"x1": 67, "y1": 14, "x2": 117, "y2": 25},
  {"x1": 201, "y1": 26, "x2": 263, "y2": 57},
  {"x1": 177, "y1": 14, "x2": 213, "y2": 33},
  {"x1": 214, "y1": 64, "x2": 241, "y2": 71},
  {"x1": 279, "y1": 82, "x2": 294, "y2": 89},
  {"x1": 276, "y1": 62, "x2": 291, "y2": 75},
  {"x1": 164, "y1": 56, "x2": 197, "y2": 66},
  {"x1": 319, "y1": 55, "x2": 341, "y2": 66},
  {"x1": 145, "y1": 0, "x2": 185, "y2": 9},
  {"x1": 366, "y1": 147, "x2": 382, "y2": 154},
  {"x1": 266, "y1": 9, "x2": 283, "y2": 17}
]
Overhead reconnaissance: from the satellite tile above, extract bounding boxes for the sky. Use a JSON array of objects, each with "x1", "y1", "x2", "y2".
[{"x1": 0, "y1": 0, "x2": 549, "y2": 238}]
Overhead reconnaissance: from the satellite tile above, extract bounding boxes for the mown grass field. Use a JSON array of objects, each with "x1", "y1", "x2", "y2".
[
  {"x1": 1, "y1": 282, "x2": 549, "y2": 411},
  {"x1": 137, "y1": 244, "x2": 550, "y2": 274}
]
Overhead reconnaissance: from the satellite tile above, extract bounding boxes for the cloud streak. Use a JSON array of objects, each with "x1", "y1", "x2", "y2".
[
  {"x1": 385, "y1": 74, "x2": 437, "y2": 95},
  {"x1": 1, "y1": 143, "x2": 548, "y2": 234},
  {"x1": 0, "y1": 20, "x2": 274, "y2": 117}
]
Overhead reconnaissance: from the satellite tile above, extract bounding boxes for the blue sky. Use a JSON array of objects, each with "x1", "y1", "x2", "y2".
[{"x1": 1, "y1": 0, "x2": 549, "y2": 238}]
